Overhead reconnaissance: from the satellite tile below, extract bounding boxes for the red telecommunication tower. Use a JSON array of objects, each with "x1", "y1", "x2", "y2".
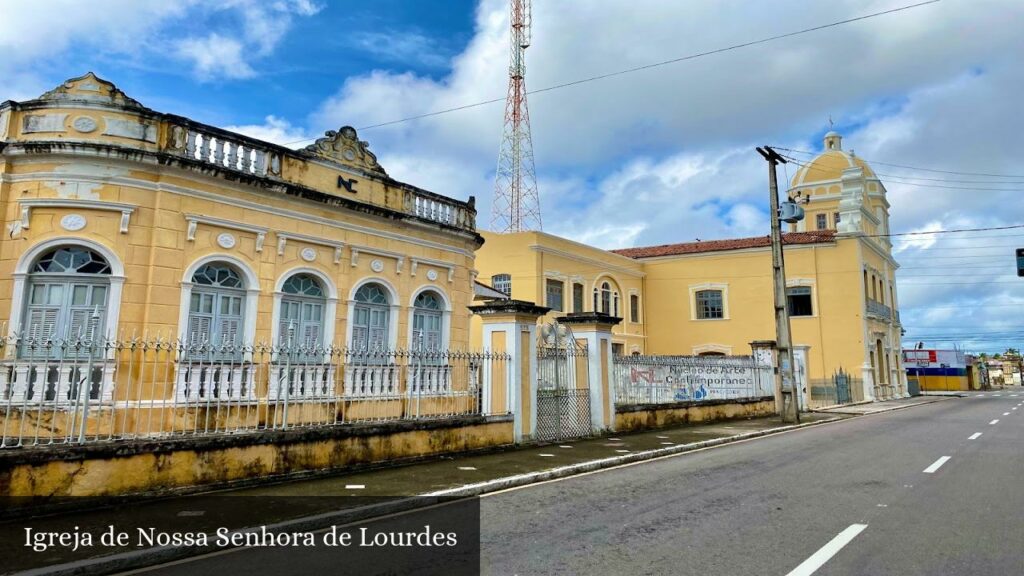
[{"x1": 492, "y1": 0, "x2": 542, "y2": 232}]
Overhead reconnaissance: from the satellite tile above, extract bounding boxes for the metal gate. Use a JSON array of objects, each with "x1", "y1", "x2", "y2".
[
  {"x1": 835, "y1": 368, "x2": 852, "y2": 404},
  {"x1": 535, "y1": 322, "x2": 592, "y2": 442}
]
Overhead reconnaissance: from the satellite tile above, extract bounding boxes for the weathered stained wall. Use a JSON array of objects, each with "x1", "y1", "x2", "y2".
[
  {"x1": 0, "y1": 416, "x2": 514, "y2": 497},
  {"x1": 615, "y1": 397, "x2": 776, "y2": 433}
]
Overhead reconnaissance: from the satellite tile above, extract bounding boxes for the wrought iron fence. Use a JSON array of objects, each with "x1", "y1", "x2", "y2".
[
  {"x1": 613, "y1": 355, "x2": 774, "y2": 406},
  {"x1": 807, "y1": 368, "x2": 865, "y2": 409},
  {"x1": 0, "y1": 333, "x2": 509, "y2": 449}
]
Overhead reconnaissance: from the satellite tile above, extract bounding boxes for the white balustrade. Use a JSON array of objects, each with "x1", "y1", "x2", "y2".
[{"x1": 177, "y1": 126, "x2": 282, "y2": 178}]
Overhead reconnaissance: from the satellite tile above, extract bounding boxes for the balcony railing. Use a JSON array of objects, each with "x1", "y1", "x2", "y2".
[
  {"x1": 405, "y1": 190, "x2": 476, "y2": 231},
  {"x1": 866, "y1": 299, "x2": 892, "y2": 321},
  {"x1": 162, "y1": 119, "x2": 476, "y2": 233}
]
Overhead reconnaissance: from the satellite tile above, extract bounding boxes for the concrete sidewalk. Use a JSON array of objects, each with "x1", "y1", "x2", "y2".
[
  {"x1": 2, "y1": 413, "x2": 845, "y2": 575},
  {"x1": 5, "y1": 397, "x2": 959, "y2": 575},
  {"x1": 814, "y1": 394, "x2": 956, "y2": 415}
]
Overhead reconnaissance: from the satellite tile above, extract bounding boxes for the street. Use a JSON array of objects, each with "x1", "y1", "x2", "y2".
[{"x1": 123, "y1": 393, "x2": 1024, "y2": 575}]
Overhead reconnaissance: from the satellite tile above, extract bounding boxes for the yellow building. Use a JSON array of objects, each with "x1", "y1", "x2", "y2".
[
  {"x1": 470, "y1": 231, "x2": 647, "y2": 355},
  {"x1": 475, "y1": 131, "x2": 906, "y2": 403},
  {"x1": 0, "y1": 72, "x2": 485, "y2": 424}
]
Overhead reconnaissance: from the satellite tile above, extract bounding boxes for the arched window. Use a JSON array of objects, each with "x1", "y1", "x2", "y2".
[
  {"x1": 279, "y1": 273, "x2": 325, "y2": 348},
  {"x1": 352, "y1": 283, "x2": 390, "y2": 352},
  {"x1": 23, "y1": 246, "x2": 111, "y2": 352},
  {"x1": 412, "y1": 291, "x2": 444, "y2": 351},
  {"x1": 600, "y1": 282, "x2": 612, "y2": 314},
  {"x1": 491, "y1": 274, "x2": 511, "y2": 297},
  {"x1": 187, "y1": 263, "x2": 246, "y2": 355}
]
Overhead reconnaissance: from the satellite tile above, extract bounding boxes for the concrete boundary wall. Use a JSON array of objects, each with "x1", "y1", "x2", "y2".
[
  {"x1": 0, "y1": 415, "x2": 514, "y2": 498},
  {"x1": 615, "y1": 397, "x2": 775, "y2": 432}
]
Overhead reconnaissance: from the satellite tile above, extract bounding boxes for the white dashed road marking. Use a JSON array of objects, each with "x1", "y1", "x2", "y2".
[
  {"x1": 345, "y1": 484, "x2": 365, "y2": 490},
  {"x1": 969, "y1": 432, "x2": 982, "y2": 440},
  {"x1": 785, "y1": 524, "x2": 868, "y2": 576},
  {"x1": 458, "y1": 467, "x2": 477, "y2": 471},
  {"x1": 1003, "y1": 412, "x2": 1011, "y2": 416},
  {"x1": 923, "y1": 456, "x2": 951, "y2": 474},
  {"x1": 990, "y1": 419, "x2": 1000, "y2": 425}
]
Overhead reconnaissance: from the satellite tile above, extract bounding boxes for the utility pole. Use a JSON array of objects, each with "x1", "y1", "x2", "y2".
[{"x1": 757, "y1": 146, "x2": 800, "y2": 423}]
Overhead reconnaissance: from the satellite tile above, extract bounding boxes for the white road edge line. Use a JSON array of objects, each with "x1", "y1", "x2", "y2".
[
  {"x1": 990, "y1": 419, "x2": 1000, "y2": 425},
  {"x1": 785, "y1": 523, "x2": 868, "y2": 576},
  {"x1": 923, "y1": 456, "x2": 951, "y2": 474},
  {"x1": 968, "y1": 432, "x2": 982, "y2": 440}
]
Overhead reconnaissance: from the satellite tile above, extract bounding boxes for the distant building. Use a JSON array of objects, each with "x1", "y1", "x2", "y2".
[
  {"x1": 475, "y1": 131, "x2": 907, "y2": 402},
  {"x1": 903, "y1": 349, "x2": 968, "y2": 392}
]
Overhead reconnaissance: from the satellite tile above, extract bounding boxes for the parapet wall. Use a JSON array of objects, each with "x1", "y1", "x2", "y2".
[
  {"x1": 0, "y1": 415, "x2": 513, "y2": 498},
  {"x1": 615, "y1": 397, "x2": 775, "y2": 432}
]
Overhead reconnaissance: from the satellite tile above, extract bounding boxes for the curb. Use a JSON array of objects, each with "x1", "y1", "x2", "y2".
[
  {"x1": 21, "y1": 416, "x2": 841, "y2": 576},
  {"x1": 814, "y1": 395, "x2": 958, "y2": 416}
]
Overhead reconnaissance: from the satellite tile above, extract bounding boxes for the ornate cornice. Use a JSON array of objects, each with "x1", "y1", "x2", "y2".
[{"x1": 301, "y1": 126, "x2": 386, "y2": 176}]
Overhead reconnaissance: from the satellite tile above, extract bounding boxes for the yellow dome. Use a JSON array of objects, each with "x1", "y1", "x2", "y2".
[{"x1": 789, "y1": 132, "x2": 875, "y2": 188}]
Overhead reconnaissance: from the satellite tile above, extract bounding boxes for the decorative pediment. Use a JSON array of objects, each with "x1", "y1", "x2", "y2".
[
  {"x1": 302, "y1": 126, "x2": 387, "y2": 176},
  {"x1": 36, "y1": 72, "x2": 146, "y2": 109}
]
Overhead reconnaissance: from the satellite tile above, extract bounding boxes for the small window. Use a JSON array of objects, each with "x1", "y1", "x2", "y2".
[
  {"x1": 833, "y1": 212, "x2": 841, "y2": 226},
  {"x1": 600, "y1": 282, "x2": 612, "y2": 314},
  {"x1": 612, "y1": 343, "x2": 624, "y2": 356},
  {"x1": 545, "y1": 279, "x2": 564, "y2": 312},
  {"x1": 412, "y1": 291, "x2": 444, "y2": 351},
  {"x1": 695, "y1": 289, "x2": 724, "y2": 320},
  {"x1": 787, "y1": 286, "x2": 813, "y2": 317},
  {"x1": 630, "y1": 294, "x2": 640, "y2": 323},
  {"x1": 816, "y1": 213, "x2": 827, "y2": 230},
  {"x1": 491, "y1": 274, "x2": 511, "y2": 297},
  {"x1": 572, "y1": 283, "x2": 584, "y2": 314}
]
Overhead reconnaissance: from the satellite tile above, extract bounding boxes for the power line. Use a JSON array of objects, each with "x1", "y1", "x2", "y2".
[
  {"x1": 864, "y1": 224, "x2": 1024, "y2": 239},
  {"x1": 780, "y1": 154, "x2": 1024, "y2": 192},
  {"x1": 274, "y1": 1, "x2": 941, "y2": 145},
  {"x1": 775, "y1": 146, "x2": 1024, "y2": 179}
]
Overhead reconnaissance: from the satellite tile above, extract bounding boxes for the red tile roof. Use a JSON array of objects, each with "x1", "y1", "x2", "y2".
[{"x1": 611, "y1": 229, "x2": 836, "y2": 259}]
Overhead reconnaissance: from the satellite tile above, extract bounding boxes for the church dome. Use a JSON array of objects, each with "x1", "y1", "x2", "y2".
[{"x1": 790, "y1": 131, "x2": 875, "y2": 188}]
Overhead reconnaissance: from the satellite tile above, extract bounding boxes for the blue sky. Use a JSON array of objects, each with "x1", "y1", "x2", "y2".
[{"x1": 3, "y1": 0, "x2": 1024, "y2": 351}]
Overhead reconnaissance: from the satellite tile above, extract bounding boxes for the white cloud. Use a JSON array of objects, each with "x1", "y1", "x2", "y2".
[
  {"x1": 0, "y1": 0, "x2": 320, "y2": 88},
  {"x1": 303, "y1": 0, "x2": 1024, "y2": 351},
  {"x1": 346, "y1": 31, "x2": 452, "y2": 68},
  {"x1": 175, "y1": 34, "x2": 255, "y2": 81},
  {"x1": 223, "y1": 116, "x2": 310, "y2": 147},
  {"x1": 173, "y1": 0, "x2": 322, "y2": 81}
]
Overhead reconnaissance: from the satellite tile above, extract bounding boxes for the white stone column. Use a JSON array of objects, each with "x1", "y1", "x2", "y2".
[
  {"x1": 470, "y1": 300, "x2": 549, "y2": 443},
  {"x1": 558, "y1": 313, "x2": 621, "y2": 433}
]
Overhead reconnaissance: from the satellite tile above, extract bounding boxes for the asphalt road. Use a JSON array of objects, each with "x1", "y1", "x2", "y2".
[{"x1": 122, "y1": 392, "x2": 1024, "y2": 576}]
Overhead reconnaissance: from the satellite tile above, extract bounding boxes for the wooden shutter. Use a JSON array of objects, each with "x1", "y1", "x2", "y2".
[{"x1": 25, "y1": 308, "x2": 59, "y2": 341}]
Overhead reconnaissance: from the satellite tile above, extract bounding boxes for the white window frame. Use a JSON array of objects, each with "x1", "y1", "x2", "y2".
[
  {"x1": 407, "y1": 286, "x2": 451, "y2": 351},
  {"x1": 346, "y1": 277, "x2": 400, "y2": 352},
  {"x1": 491, "y1": 273, "x2": 511, "y2": 298},
  {"x1": 689, "y1": 282, "x2": 729, "y2": 321},
  {"x1": 629, "y1": 291, "x2": 641, "y2": 324},
  {"x1": 545, "y1": 278, "x2": 564, "y2": 312},
  {"x1": 786, "y1": 278, "x2": 818, "y2": 319},
  {"x1": 9, "y1": 238, "x2": 125, "y2": 359},
  {"x1": 270, "y1": 267, "x2": 338, "y2": 348},
  {"x1": 178, "y1": 254, "x2": 259, "y2": 352},
  {"x1": 572, "y1": 282, "x2": 584, "y2": 314},
  {"x1": 693, "y1": 343, "x2": 733, "y2": 355}
]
